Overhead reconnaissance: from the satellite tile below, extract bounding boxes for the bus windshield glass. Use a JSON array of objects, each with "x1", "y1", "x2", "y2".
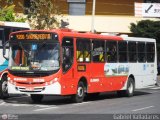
[{"x1": 9, "y1": 42, "x2": 60, "y2": 72}]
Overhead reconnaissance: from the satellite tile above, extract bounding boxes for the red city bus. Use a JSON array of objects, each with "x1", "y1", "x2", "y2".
[{"x1": 4, "y1": 29, "x2": 157, "y2": 103}]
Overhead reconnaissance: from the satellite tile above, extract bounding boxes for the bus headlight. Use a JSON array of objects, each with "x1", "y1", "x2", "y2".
[{"x1": 8, "y1": 77, "x2": 11, "y2": 80}]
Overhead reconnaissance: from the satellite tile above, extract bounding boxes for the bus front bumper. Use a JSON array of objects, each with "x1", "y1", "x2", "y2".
[{"x1": 8, "y1": 81, "x2": 61, "y2": 95}]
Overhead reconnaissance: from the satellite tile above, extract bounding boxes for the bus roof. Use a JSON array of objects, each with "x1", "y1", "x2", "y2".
[
  {"x1": 11, "y1": 29, "x2": 123, "y2": 41},
  {"x1": 121, "y1": 36, "x2": 156, "y2": 42},
  {"x1": 10, "y1": 29, "x2": 156, "y2": 43},
  {"x1": 0, "y1": 21, "x2": 30, "y2": 28}
]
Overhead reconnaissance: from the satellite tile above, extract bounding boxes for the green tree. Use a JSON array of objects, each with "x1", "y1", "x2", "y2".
[
  {"x1": 130, "y1": 20, "x2": 160, "y2": 43},
  {"x1": 130, "y1": 20, "x2": 160, "y2": 60},
  {"x1": 20, "y1": 0, "x2": 62, "y2": 30},
  {"x1": 0, "y1": 0, "x2": 26, "y2": 22}
]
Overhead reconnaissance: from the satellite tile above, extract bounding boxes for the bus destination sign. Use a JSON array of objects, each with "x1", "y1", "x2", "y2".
[{"x1": 15, "y1": 33, "x2": 51, "y2": 40}]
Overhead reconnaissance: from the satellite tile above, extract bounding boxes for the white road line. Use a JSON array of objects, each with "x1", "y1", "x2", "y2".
[
  {"x1": 34, "y1": 106, "x2": 58, "y2": 112},
  {"x1": 72, "y1": 102, "x2": 91, "y2": 106},
  {"x1": 150, "y1": 87, "x2": 160, "y2": 90},
  {"x1": 35, "y1": 105, "x2": 50, "y2": 108},
  {"x1": 149, "y1": 91, "x2": 159, "y2": 93},
  {"x1": 132, "y1": 106, "x2": 154, "y2": 112},
  {"x1": 0, "y1": 102, "x2": 5, "y2": 106}
]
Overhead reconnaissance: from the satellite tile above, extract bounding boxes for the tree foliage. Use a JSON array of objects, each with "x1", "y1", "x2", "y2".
[
  {"x1": 0, "y1": 0, "x2": 26, "y2": 22},
  {"x1": 130, "y1": 20, "x2": 160, "y2": 43},
  {"x1": 20, "y1": 0, "x2": 62, "y2": 30}
]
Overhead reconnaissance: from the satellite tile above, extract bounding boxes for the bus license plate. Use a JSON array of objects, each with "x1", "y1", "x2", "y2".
[{"x1": 26, "y1": 87, "x2": 34, "y2": 91}]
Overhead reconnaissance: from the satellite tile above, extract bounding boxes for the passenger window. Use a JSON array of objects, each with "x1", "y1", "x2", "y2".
[
  {"x1": 118, "y1": 41, "x2": 127, "y2": 62},
  {"x1": 4, "y1": 28, "x2": 11, "y2": 42},
  {"x1": 62, "y1": 37, "x2": 74, "y2": 73},
  {"x1": 106, "y1": 41, "x2": 117, "y2": 63},
  {"x1": 76, "y1": 39, "x2": 91, "y2": 62},
  {"x1": 0, "y1": 30, "x2": 3, "y2": 48},
  {"x1": 146, "y1": 43, "x2": 155, "y2": 62},
  {"x1": 92, "y1": 40, "x2": 105, "y2": 62},
  {"x1": 128, "y1": 42, "x2": 137, "y2": 62},
  {"x1": 138, "y1": 42, "x2": 146, "y2": 62}
]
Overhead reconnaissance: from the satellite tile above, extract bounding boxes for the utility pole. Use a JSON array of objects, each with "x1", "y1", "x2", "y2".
[{"x1": 91, "y1": 0, "x2": 96, "y2": 33}]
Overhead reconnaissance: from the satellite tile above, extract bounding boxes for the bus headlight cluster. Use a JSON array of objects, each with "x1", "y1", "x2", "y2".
[
  {"x1": 9, "y1": 80, "x2": 16, "y2": 85},
  {"x1": 45, "y1": 78, "x2": 59, "y2": 86}
]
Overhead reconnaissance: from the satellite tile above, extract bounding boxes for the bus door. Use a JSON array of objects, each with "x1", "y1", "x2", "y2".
[
  {"x1": 76, "y1": 38, "x2": 91, "y2": 84},
  {"x1": 90, "y1": 40, "x2": 105, "y2": 92},
  {"x1": 62, "y1": 37, "x2": 75, "y2": 94}
]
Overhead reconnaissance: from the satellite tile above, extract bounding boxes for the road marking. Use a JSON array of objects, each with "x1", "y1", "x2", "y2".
[
  {"x1": 35, "y1": 105, "x2": 50, "y2": 108},
  {"x1": 72, "y1": 102, "x2": 91, "y2": 106},
  {"x1": 0, "y1": 102, "x2": 5, "y2": 105},
  {"x1": 34, "y1": 106, "x2": 58, "y2": 112},
  {"x1": 150, "y1": 87, "x2": 160, "y2": 90},
  {"x1": 132, "y1": 106, "x2": 154, "y2": 112},
  {"x1": 149, "y1": 91, "x2": 159, "y2": 93}
]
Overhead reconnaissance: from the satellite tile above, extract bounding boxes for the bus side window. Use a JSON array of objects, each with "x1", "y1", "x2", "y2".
[
  {"x1": 118, "y1": 41, "x2": 127, "y2": 63},
  {"x1": 128, "y1": 42, "x2": 137, "y2": 62},
  {"x1": 62, "y1": 37, "x2": 74, "y2": 73},
  {"x1": 146, "y1": 42, "x2": 155, "y2": 62},
  {"x1": 138, "y1": 42, "x2": 146, "y2": 63},
  {"x1": 0, "y1": 29, "x2": 4, "y2": 48},
  {"x1": 92, "y1": 40, "x2": 105, "y2": 62},
  {"x1": 4, "y1": 28, "x2": 11, "y2": 43},
  {"x1": 106, "y1": 41, "x2": 117, "y2": 63},
  {"x1": 76, "y1": 39, "x2": 91, "y2": 62}
]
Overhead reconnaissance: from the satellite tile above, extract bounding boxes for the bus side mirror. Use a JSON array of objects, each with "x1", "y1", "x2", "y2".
[{"x1": 3, "y1": 41, "x2": 9, "y2": 60}]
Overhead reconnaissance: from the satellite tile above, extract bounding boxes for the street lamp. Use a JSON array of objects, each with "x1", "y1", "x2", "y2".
[{"x1": 91, "y1": 0, "x2": 96, "y2": 33}]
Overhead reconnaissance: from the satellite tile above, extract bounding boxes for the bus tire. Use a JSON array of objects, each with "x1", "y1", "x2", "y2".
[
  {"x1": 71, "y1": 81, "x2": 85, "y2": 103},
  {"x1": 117, "y1": 77, "x2": 135, "y2": 97},
  {"x1": 31, "y1": 94, "x2": 43, "y2": 103},
  {"x1": 125, "y1": 77, "x2": 135, "y2": 97},
  {"x1": 0, "y1": 75, "x2": 9, "y2": 99}
]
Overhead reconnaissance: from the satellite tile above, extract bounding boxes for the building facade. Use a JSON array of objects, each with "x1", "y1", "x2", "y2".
[{"x1": 0, "y1": 0, "x2": 159, "y2": 34}]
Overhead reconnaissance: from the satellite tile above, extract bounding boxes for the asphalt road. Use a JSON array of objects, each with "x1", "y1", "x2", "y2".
[{"x1": 0, "y1": 80, "x2": 160, "y2": 120}]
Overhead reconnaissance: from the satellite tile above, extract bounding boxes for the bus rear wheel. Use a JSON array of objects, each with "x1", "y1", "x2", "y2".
[
  {"x1": 0, "y1": 75, "x2": 9, "y2": 99},
  {"x1": 117, "y1": 77, "x2": 135, "y2": 97},
  {"x1": 71, "y1": 81, "x2": 85, "y2": 103},
  {"x1": 31, "y1": 94, "x2": 43, "y2": 103},
  {"x1": 125, "y1": 77, "x2": 135, "y2": 97}
]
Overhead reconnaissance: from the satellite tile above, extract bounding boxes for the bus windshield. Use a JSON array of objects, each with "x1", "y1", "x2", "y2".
[{"x1": 9, "y1": 42, "x2": 60, "y2": 72}]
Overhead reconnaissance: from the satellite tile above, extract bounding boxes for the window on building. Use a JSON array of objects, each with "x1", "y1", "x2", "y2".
[
  {"x1": 76, "y1": 39, "x2": 91, "y2": 62},
  {"x1": 67, "y1": 0, "x2": 86, "y2": 15},
  {"x1": 92, "y1": 40, "x2": 105, "y2": 62},
  {"x1": 106, "y1": 41, "x2": 117, "y2": 63},
  {"x1": 118, "y1": 41, "x2": 127, "y2": 63},
  {"x1": 128, "y1": 42, "x2": 137, "y2": 62},
  {"x1": 146, "y1": 42, "x2": 155, "y2": 62},
  {"x1": 138, "y1": 42, "x2": 146, "y2": 62}
]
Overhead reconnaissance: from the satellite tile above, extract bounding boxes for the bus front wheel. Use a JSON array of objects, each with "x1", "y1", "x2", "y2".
[
  {"x1": 0, "y1": 75, "x2": 9, "y2": 99},
  {"x1": 71, "y1": 81, "x2": 85, "y2": 103},
  {"x1": 31, "y1": 94, "x2": 43, "y2": 103}
]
